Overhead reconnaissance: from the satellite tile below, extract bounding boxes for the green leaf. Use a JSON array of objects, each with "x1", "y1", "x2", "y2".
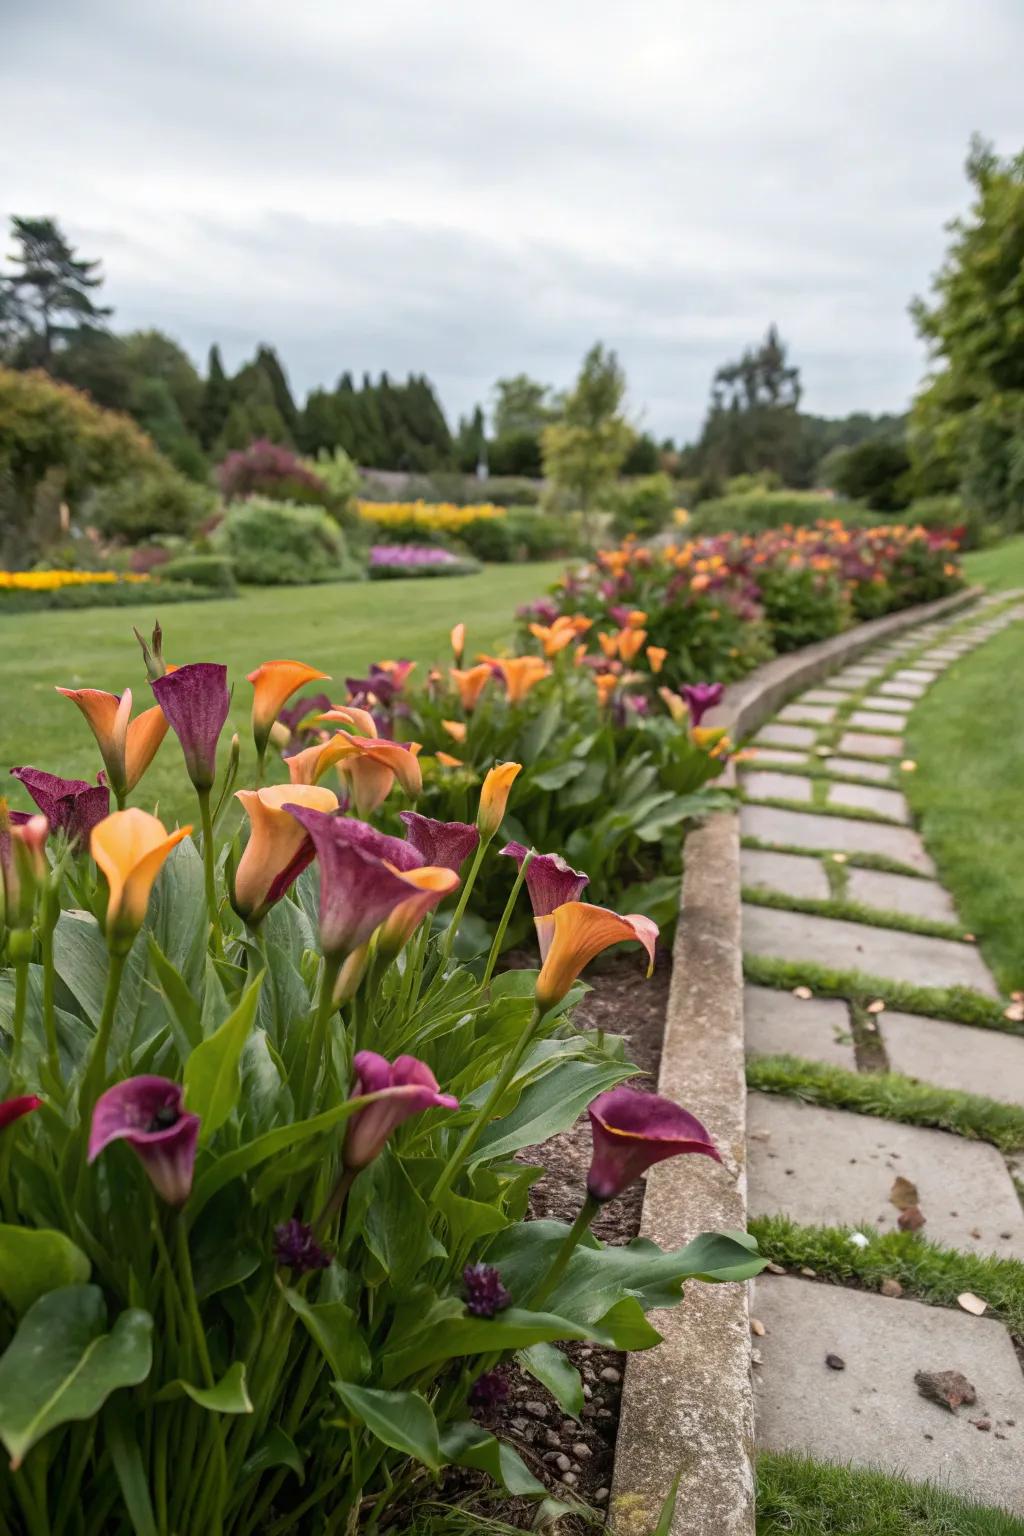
[
  {"x1": 147, "y1": 936, "x2": 202, "y2": 1052},
  {"x1": 381, "y1": 1308, "x2": 592, "y2": 1386},
  {"x1": 440, "y1": 1421, "x2": 545, "y2": 1497},
  {"x1": 517, "y1": 1342, "x2": 584, "y2": 1418},
  {"x1": 241, "y1": 1426, "x2": 304, "y2": 1484},
  {"x1": 653, "y1": 1470, "x2": 683, "y2": 1535},
  {"x1": 0, "y1": 1225, "x2": 90, "y2": 1316},
  {"x1": 472, "y1": 1057, "x2": 636, "y2": 1163},
  {"x1": 593, "y1": 1296, "x2": 662, "y2": 1350},
  {"x1": 156, "y1": 1361, "x2": 252, "y2": 1414},
  {"x1": 105, "y1": 1396, "x2": 159, "y2": 1536},
  {"x1": 184, "y1": 972, "x2": 264, "y2": 1142},
  {"x1": 0, "y1": 1286, "x2": 152, "y2": 1468},
  {"x1": 333, "y1": 1381, "x2": 440, "y2": 1471},
  {"x1": 361, "y1": 1152, "x2": 446, "y2": 1286},
  {"x1": 284, "y1": 1289, "x2": 370, "y2": 1382}
]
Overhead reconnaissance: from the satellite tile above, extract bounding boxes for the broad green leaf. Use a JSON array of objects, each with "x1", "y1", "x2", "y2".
[
  {"x1": 0, "y1": 1286, "x2": 152, "y2": 1468},
  {"x1": 105, "y1": 1396, "x2": 158, "y2": 1536},
  {"x1": 593, "y1": 1296, "x2": 662, "y2": 1350},
  {"x1": 184, "y1": 972, "x2": 264, "y2": 1141},
  {"x1": 241, "y1": 1426, "x2": 304, "y2": 1484},
  {"x1": 653, "y1": 1471, "x2": 683, "y2": 1535},
  {"x1": 437, "y1": 1187, "x2": 510, "y2": 1242},
  {"x1": 284, "y1": 1289, "x2": 370, "y2": 1382},
  {"x1": 156, "y1": 1361, "x2": 252, "y2": 1414},
  {"x1": 361, "y1": 1152, "x2": 445, "y2": 1286},
  {"x1": 531, "y1": 760, "x2": 587, "y2": 792},
  {"x1": 472, "y1": 1057, "x2": 636, "y2": 1163},
  {"x1": 191, "y1": 1188, "x2": 261, "y2": 1300},
  {"x1": 439, "y1": 1421, "x2": 545, "y2": 1496},
  {"x1": 382, "y1": 1308, "x2": 593, "y2": 1386},
  {"x1": 518, "y1": 1342, "x2": 584, "y2": 1418},
  {"x1": 334, "y1": 1381, "x2": 440, "y2": 1471},
  {"x1": 518, "y1": 699, "x2": 563, "y2": 763},
  {"x1": 0, "y1": 1225, "x2": 90, "y2": 1316},
  {"x1": 147, "y1": 936, "x2": 202, "y2": 1052}
]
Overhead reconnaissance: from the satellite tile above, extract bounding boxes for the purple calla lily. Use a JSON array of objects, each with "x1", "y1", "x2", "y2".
[
  {"x1": 151, "y1": 663, "x2": 231, "y2": 790},
  {"x1": 586, "y1": 1085, "x2": 720, "y2": 1202},
  {"x1": 500, "y1": 841, "x2": 590, "y2": 955},
  {"x1": 399, "y1": 811, "x2": 479, "y2": 874},
  {"x1": 463, "y1": 1262, "x2": 511, "y2": 1317},
  {"x1": 0, "y1": 1095, "x2": 42, "y2": 1132},
  {"x1": 680, "y1": 682, "x2": 724, "y2": 727},
  {"x1": 89, "y1": 1076, "x2": 200, "y2": 1206},
  {"x1": 282, "y1": 806, "x2": 424, "y2": 958},
  {"x1": 343, "y1": 1050, "x2": 459, "y2": 1170},
  {"x1": 10, "y1": 766, "x2": 109, "y2": 849}
]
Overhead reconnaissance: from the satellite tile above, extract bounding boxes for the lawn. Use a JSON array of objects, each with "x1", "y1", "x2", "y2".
[
  {"x1": 963, "y1": 534, "x2": 1024, "y2": 591},
  {"x1": 0, "y1": 563, "x2": 563, "y2": 827}
]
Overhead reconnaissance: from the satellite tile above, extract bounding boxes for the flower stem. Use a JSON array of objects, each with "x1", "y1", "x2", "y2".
[
  {"x1": 196, "y1": 787, "x2": 224, "y2": 956},
  {"x1": 9, "y1": 946, "x2": 30, "y2": 1080},
  {"x1": 481, "y1": 848, "x2": 532, "y2": 988},
  {"x1": 40, "y1": 887, "x2": 60, "y2": 1086},
  {"x1": 529, "y1": 1192, "x2": 600, "y2": 1308},
  {"x1": 79, "y1": 948, "x2": 126, "y2": 1129},
  {"x1": 439, "y1": 836, "x2": 488, "y2": 965},
  {"x1": 429, "y1": 1004, "x2": 540, "y2": 1206},
  {"x1": 301, "y1": 952, "x2": 342, "y2": 1108}
]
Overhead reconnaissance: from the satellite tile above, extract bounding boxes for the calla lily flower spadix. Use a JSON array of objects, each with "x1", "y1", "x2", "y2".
[
  {"x1": 151, "y1": 662, "x2": 231, "y2": 792},
  {"x1": 89, "y1": 1076, "x2": 200, "y2": 1206},
  {"x1": 586, "y1": 1085, "x2": 721, "y2": 1201},
  {"x1": 233, "y1": 782, "x2": 339, "y2": 924},
  {"x1": 91, "y1": 809, "x2": 192, "y2": 952},
  {"x1": 56, "y1": 685, "x2": 170, "y2": 804},
  {"x1": 535, "y1": 901, "x2": 658, "y2": 1012},
  {"x1": 10, "y1": 766, "x2": 109, "y2": 849},
  {"x1": 248, "y1": 659, "x2": 330, "y2": 762}
]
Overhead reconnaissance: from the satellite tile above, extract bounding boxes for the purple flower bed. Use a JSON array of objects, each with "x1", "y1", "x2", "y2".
[{"x1": 368, "y1": 544, "x2": 480, "y2": 579}]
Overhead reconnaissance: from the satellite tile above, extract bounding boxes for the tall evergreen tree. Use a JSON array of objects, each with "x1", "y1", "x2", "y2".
[
  {"x1": 3, "y1": 216, "x2": 111, "y2": 364},
  {"x1": 254, "y1": 344, "x2": 299, "y2": 436},
  {"x1": 199, "y1": 345, "x2": 232, "y2": 449}
]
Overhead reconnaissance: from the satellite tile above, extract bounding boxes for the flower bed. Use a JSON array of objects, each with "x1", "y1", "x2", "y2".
[
  {"x1": 0, "y1": 569, "x2": 223, "y2": 612},
  {"x1": 357, "y1": 500, "x2": 506, "y2": 537},
  {"x1": 0, "y1": 631, "x2": 765, "y2": 1533},
  {"x1": 368, "y1": 544, "x2": 481, "y2": 579}
]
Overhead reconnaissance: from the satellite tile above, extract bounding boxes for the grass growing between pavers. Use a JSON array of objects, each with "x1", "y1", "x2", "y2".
[
  {"x1": 747, "y1": 1055, "x2": 1024, "y2": 1153},
  {"x1": 740, "y1": 793, "x2": 900, "y2": 826},
  {"x1": 744, "y1": 955, "x2": 1016, "y2": 1034},
  {"x1": 749, "y1": 1216, "x2": 1024, "y2": 1338},
  {"x1": 741, "y1": 837, "x2": 928, "y2": 881},
  {"x1": 756, "y1": 1450, "x2": 1024, "y2": 1535},
  {"x1": 742, "y1": 886, "x2": 968, "y2": 944},
  {"x1": 904, "y1": 621, "x2": 1024, "y2": 995}
]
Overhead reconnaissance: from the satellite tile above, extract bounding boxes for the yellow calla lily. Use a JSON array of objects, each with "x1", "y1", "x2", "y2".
[{"x1": 91, "y1": 809, "x2": 192, "y2": 950}]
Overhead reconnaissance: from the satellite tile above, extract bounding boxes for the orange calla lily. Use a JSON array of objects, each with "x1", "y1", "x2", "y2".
[
  {"x1": 318, "y1": 705, "x2": 377, "y2": 738},
  {"x1": 535, "y1": 901, "x2": 659, "y2": 1011},
  {"x1": 91, "y1": 809, "x2": 192, "y2": 949},
  {"x1": 377, "y1": 865, "x2": 460, "y2": 958},
  {"x1": 286, "y1": 736, "x2": 355, "y2": 786},
  {"x1": 57, "y1": 686, "x2": 170, "y2": 802},
  {"x1": 480, "y1": 655, "x2": 550, "y2": 704},
  {"x1": 233, "y1": 782, "x2": 338, "y2": 923},
  {"x1": 247, "y1": 660, "x2": 330, "y2": 758},
  {"x1": 435, "y1": 752, "x2": 464, "y2": 768},
  {"x1": 626, "y1": 610, "x2": 648, "y2": 627},
  {"x1": 330, "y1": 733, "x2": 423, "y2": 817},
  {"x1": 529, "y1": 621, "x2": 576, "y2": 658},
  {"x1": 477, "y1": 761, "x2": 522, "y2": 839},
  {"x1": 658, "y1": 686, "x2": 688, "y2": 724},
  {"x1": 594, "y1": 673, "x2": 618, "y2": 708},
  {"x1": 646, "y1": 646, "x2": 667, "y2": 674},
  {"x1": 617, "y1": 627, "x2": 647, "y2": 663},
  {"x1": 442, "y1": 720, "x2": 468, "y2": 744},
  {"x1": 450, "y1": 623, "x2": 466, "y2": 664},
  {"x1": 596, "y1": 632, "x2": 619, "y2": 659},
  {"x1": 449, "y1": 664, "x2": 493, "y2": 711}
]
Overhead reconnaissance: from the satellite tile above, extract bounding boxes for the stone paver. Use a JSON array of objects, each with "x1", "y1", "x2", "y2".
[
  {"x1": 860, "y1": 694, "x2": 913, "y2": 714},
  {"x1": 740, "y1": 848, "x2": 830, "y2": 900},
  {"x1": 744, "y1": 746, "x2": 807, "y2": 767},
  {"x1": 752, "y1": 722, "x2": 817, "y2": 750},
  {"x1": 894, "y1": 668, "x2": 938, "y2": 684},
  {"x1": 837, "y1": 730, "x2": 904, "y2": 758},
  {"x1": 844, "y1": 867, "x2": 957, "y2": 924},
  {"x1": 752, "y1": 1276, "x2": 1024, "y2": 1515},
  {"x1": 847, "y1": 709, "x2": 905, "y2": 733},
  {"x1": 744, "y1": 984, "x2": 854, "y2": 1067},
  {"x1": 880, "y1": 679, "x2": 926, "y2": 699},
  {"x1": 743, "y1": 770, "x2": 812, "y2": 804},
  {"x1": 742, "y1": 904, "x2": 997, "y2": 995},
  {"x1": 800, "y1": 688, "x2": 848, "y2": 705},
  {"x1": 747, "y1": 1095, "x2": 1024, "y2": 1254},
  {"x1": 882, "y1": 1011, "x2": 1024, "y2": 1106},
  {"x1": 823, "y1": 755, "x2": 893, "y2": 783},
  {"x1": 777, "y1": 701, "x2": 835, "y2": 725},
  {"x1": 740, "y1": 804, "x2": 935, "y2": 873},
  {"x1": 826, "y1": 781, "x2": 909, "y2": 823}
]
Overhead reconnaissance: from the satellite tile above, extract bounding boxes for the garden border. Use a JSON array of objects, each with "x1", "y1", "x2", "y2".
[{"x1": 609, "y1": 584, "x2": 980, "y2": 1536}]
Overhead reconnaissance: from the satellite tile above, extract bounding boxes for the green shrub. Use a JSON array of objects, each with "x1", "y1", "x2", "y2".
[
  {"x1": 485, "y1": 476, "x2": 541, "y2": 507},
  {"x1": 214, "y1": 497, "x2": 351, "y2": 585},
  {"x1": 85, "y1": 469, "x2": 214, "y2": 542},
  {"x1": 160, "y1": 553, "x2": 237, "y2": 593},
  {"x1": 454, "y1": 515, "x2": 516, "y2": 563},
  {"x1": 611, "y1": 473, "x2": 676, "y2": 537},
  {"x1": 506, "y1": 507, "x2": 576, "y2": 559},
  {"x1": 758, "y1": 564, "x2": 850, "y2": 651},
  {"x1": 900, "y1": 494, "x2": 985, "y2": 548},
  {"x1": 832, "y1": 439, "x2": 912, "y2": 511},
  {"x1": 689, "y1": 489, "x2": 859, "y2": 535}
]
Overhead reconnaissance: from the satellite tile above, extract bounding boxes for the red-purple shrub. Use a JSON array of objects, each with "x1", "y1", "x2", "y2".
[{"x1": 216, "y1": 440, "x2": 329, "y2": 506}]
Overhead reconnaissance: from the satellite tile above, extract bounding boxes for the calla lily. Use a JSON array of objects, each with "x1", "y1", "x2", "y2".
[
  {"x1": 436, "y1": 751, "x2": 464, "y2": 768},
  {"x1": 528, "y1": 620, "x2": 577, "y2": 658},
  {"x1": 376, "y1": 865, "x2": 460, "y2": 958},
  {"x1": 449, "y1": 664, "x2": 493, "y2": 711},
  {"x1": 91, "y1": 810, "x2": 192, "y2": 950},
  {"x1": 343, "y1": 1051, "x2": 458, "y2": 1170},
  {"x1": 488, "y1": 655, "x2": 551, "y2": 704},
  {"x1": 450, "y1": 623, "x2": 466, "y2": 664},
  {"x1": 11, "y1": 766, "x2": 109, "y2": 849},
  {"x1": 314, "y1": 815, "x2": 422, "y2": 871},
  {"x1": 500, "y1": 842, "x2": 589, "y2": 949},
  {"x1": 281, "y1": 806, "x2": 426, "y2": 959},
  {"x1": 646, "y1": 646, "x2": 667, "y2": 674},
  {"x1": 442, "y1": 720, "x2": 468, "y2": 745},
  {"x1": 594, "y1": 673, "x2": 618, "y2": 708},
  {"x1": 317, "y1": 704, "x2": 378, "y2": 738},
  {"x1": 152, "y1": 663, "x2": 231, "y2": 791},
  {"x1": 2, "y1": 814, "x2": 48, "y2": 930},
  {"x1": 477, "y1": 761, "x2": 522, "y2": 840},
  {"x1": 680, "y1": 682, "x2": 725, "y2": 726},
  {"x1": 586, "y1": 1085, "x2": 720, "y2": 1201},
  {"x1": 332, "y1": 733, "x2": 423, "y2": 817},
  {"x1": 247, "y1": 660, "x2": 330, "y2": 758},
  {"x1": 535, "y1": 901, "x2": 658, "y2": 1011},
  {"x1": 400, "y1": 811, "x2": 479, "y2": 873},
  {"x1": 596, "y1": 632, "x2": 619, "y2": 659},
  {"x1": 286, "y1": 736, "x2": 357, "y2": 786},
  {"x1": 0, "y1": 1094, "x2": 42, "y2": 1132},
  {"x1": 617, "y1": 627, "x2": 647, "y2": 663},
  {"x1": 56, "y1": 686, "x2": 170, "y2": 801},
  {"x1": 89, "y1": 1076, "x2": 200, "y2": 1205},
  {"x1": 658, "y1": 686, "x2": 688, "y2": 724},
  {"x1": 233, "y1": 783, "x2": 338, "y2": 924}
]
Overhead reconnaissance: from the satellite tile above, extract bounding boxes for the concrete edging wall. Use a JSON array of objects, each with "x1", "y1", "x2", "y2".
[{"x1": 608, "y1": 584, "x2": 980, "y2": 1536}]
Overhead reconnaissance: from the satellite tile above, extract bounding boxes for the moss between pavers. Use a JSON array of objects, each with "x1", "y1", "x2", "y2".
[
  {"x1": 746, "y1": 1053, "x2": 1024, "y2": 1154},
  {"x1": 739, "y1": 793, "x2": 901, "y2": 827},
  {"x1": 741, "y1": 835, "x2": 931, "y2": 881},
  {"x1": 756, "y1": 1449, "x2": 1024, "y2": 1535},
  {"x1": 742, "y1": 954, "x2": 1017, "y2": 1035},
  {"x1": 748, "y1": 1215, "x2": 1024, "y2": 1339},
  {"x1": 742, "y1": 885, "x2": 968, "y2": 943}
]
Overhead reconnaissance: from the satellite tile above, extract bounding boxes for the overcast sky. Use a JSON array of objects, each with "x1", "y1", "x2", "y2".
[{"x1": 3, "y1": 0, "x2": 1022, "y2": 439}]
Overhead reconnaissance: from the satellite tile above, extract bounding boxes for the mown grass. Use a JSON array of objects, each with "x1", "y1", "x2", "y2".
[
  {"x1": 0, "y1": 563, "x2": 563, "y2": 828},
  {"x1": 963, "y1": 536, "x2": 1024, "y2": 592}
]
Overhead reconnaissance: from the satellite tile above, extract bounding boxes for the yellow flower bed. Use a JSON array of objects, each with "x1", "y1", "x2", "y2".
[
  {"x1": 356, "y1": 500, "x2": 506, "y2": 533},
  {"x1": 0, "y1": 570, "x2": 149, "y2": 592}
]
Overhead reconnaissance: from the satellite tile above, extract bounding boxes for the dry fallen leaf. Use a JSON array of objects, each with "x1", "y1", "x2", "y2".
[
  {"x1": 900, "y1": 759, "x2": 917, "y2": 772},
  {"x1": 867, "y1": 998, "x2": 886, "y2": 1015},
  {"x1": 915, "y1": 1369, "x2": 976, "y2": 1412},
  {"x1": 793, "y1": 986, "x2": 813, "y2": 1000},
  {"x1": 750, "y1": 1318, "x2": 766, "y2": 1337},
  {"x1": 831, "y1": 852, "x2": 848, "y2": 864},
  {"x1": 890, "y1": 1176, "x2": 920, "y2": 1210},
  {"x1": 898, "y1": 1205, "x2": 927, "y2": 1232},
  {"x1": 963, "y1": 933, "x2": 976, "y2": 944},
  {"x1": 880, "y1": 1277, "x2": 904, "y2": 1298},
  {"x1": 1004, "y1": 1003, "x2": 1024, "y2": 1023},
  {"x1": 1012, "y1": 990, "x2": 1024, "y2": 1003},
  {"x1": 765, "y1": 1261, "x2": 786, "y2": 1275},
  {"x1": 957, "y1": 1292, "x2": 988, "y2": 1317}
]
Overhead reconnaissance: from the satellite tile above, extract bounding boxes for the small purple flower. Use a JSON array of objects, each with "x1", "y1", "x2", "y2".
[
  {"x1": 152, "y1": 663, "x2": 231, "y2": 790},
  {"x1": 500, "y1": 841, "x2": 589, "y2": 922},
  {"x1": 586, "y1": 1086, "x2": 720, "y2": 1203},
  {"x1": 282, "y1": 807, "x2": 422, "y2": 958},
  {"x1": 463, "y1": 1262, "x2": 511, "y2": 1318},
  {"x1": 680, "y1": 682, "x2": 724, "y2": 727},
  {"x1": 88, "y1": 1076, "x2": 200, "y2": 1206},
  {"x1": 343, "y1": 1051, "x2": 459, "y2": 1170},
  {"x1": 469, "y1": 1369, "x2": 509, "y2": 1409},
  {"x1": 273, "y1": 1218, "x2": 332, "y2": 1275},
  {"x1": 399, "y1": 811, "x2": 479, "y2": 873},
  {"x1": 10, "y1": 766, "x2": 109, "y2": 849}
]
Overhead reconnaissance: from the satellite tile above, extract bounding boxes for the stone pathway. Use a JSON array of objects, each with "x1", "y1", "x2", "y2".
[{"x1": 738, "y1": 594, "x2": 1024, "y2": 1514}]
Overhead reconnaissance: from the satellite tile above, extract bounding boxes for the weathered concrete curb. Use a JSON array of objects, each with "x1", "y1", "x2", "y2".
[{"x1": 609, "y1": 584, "x2": 980, "y2": 1536}]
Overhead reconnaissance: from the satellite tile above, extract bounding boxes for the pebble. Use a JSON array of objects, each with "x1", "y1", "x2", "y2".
[
  {"x1": 560, "y1": 1420, "x2": 576, "y2": 1436},
  {"x1": 511, "y1": 1416, "x2": 528, "y2": 1432},
  {"x1": 581, "y1": 1405, "x2": 597, "y2": 1419},
  {"x1": 975, "y1": 1420, "x2": 992, "y2": 1432},
  {"x1": 561, "y1": 1471, "x2": 578, "y2": 1487},
  {"x1": 825, "y1": 1354, "x2": 845, "y2": 1371},
  {"x1": 573, "y1": 1442, "x2": 591, "y2": 1459},
  {"x1": 543, "y1": 1429, "x2": 561, "y2": 1449},
  {"x1": 595, "y1": 1487, "x2": 609, "y2": 1503},
  {"x1": 599, "y1": 1366, "x2": 621, "y2": 1383},
  {"x1": 525, "y1": 1401, "x2": 548, "y2": 1419},
  {"x1": 597, "y1": 1407, "x2": 612, "y2": 1418},
  {"x1": 546, "y1": 1452, "x2": 571, "y2": 1472},
  {"x1": 582, "y1": 1384, "x2": 592, "y2": 1401},
  {"x1": 579, "y1": 1348, "x2": 593, "y2": 1359}
]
